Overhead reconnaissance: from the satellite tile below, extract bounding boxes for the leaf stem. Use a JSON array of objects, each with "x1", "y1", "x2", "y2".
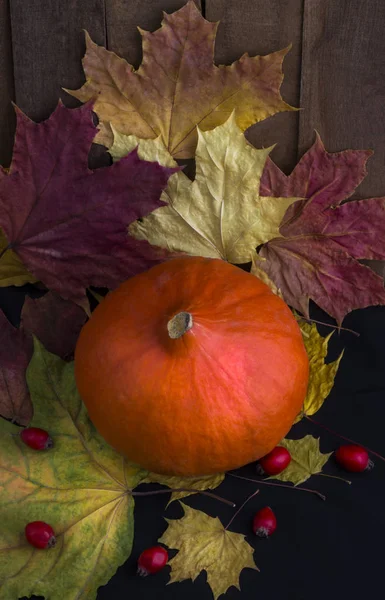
[
  {"x1": 224, "y1": 489, "x2": 259, "y2": 531},
  {"x1": 317, "y1": 473, "x2": 351, "y2": 485},
  {"x1": 228, "y1": 472, "x2": 326, "y2": 501},
  {"x1": 297, "y1": 315, "x2": 360, "y2": 337},
  {"x1": 131, "y1": 487, "x2": 236, "y2": 507},
  {"x1": 306, "y1": 415, "x2": 385, "y2": 462}
]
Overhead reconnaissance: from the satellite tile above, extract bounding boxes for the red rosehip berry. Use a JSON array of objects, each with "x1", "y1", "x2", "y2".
[
  {"x1": 25, "y1": 521, "x2": 56, "y2": 549},
  {"x1": 20, "y1": 427, "x2": 53, "y2": 450},
  {"x1": 252, "y1": 506, "x2": 277, "y2": 538},
  {"x1": 257, "y1": 446, "x2": 291, "y2": 476},
  {"x1": 137, "y1": 546, "x2": 168, "y2": 576},
  {"x1": 335, "y1": 444, "x2": 374, "y2": 472}
]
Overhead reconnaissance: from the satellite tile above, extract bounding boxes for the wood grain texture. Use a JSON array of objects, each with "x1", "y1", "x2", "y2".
[
  {"x1": 0, "y1": 0, "x2": 15, "y2": 167},
  {"x1": 10, "y1": 0, "x2": 106, "y2": 119},
  {"x1": 300, "y1": 0, "x2": 385, "y2": 198},
  {"x1": 105, "y1": 0, "x2": 200, "y2": 65},
  {"x1": 206, "y1": 0, "x2": 304, "y2": 174},
  {"x1": 9, "y1": 0, "x2": 108, "y2": 166}
]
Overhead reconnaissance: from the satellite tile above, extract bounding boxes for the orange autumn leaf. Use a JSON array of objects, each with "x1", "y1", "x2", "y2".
[{"x1": 66, "y1": 0, "x2": 295, "y2": 158}]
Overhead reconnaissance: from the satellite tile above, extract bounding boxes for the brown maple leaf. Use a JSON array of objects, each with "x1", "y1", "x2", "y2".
[{"x1": 66, "y1": 0, "x2": 294, "y2": 158}]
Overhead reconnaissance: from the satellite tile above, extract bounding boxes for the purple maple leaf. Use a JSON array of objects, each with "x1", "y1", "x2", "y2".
[
  {"x1": 21, "y1": 292, "x2": 87, "y2": 361},
  {"x1": 0, "y1": 309, "x2": 33, "y2": 425},
  {"x1": 0, "y1": 102, "x2": 177, "y2": 307},
  {"x1": 258, "y1": 134, "x2": 385, "y2": 323}
]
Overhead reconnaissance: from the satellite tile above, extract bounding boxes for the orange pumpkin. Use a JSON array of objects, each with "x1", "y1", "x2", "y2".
[{"x1": 75, "y1": 257, "x2": 309, "y2": 476}]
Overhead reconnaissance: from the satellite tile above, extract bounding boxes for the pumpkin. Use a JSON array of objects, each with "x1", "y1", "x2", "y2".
[{"x1": 75, "y1": 257, "x2": 309, "y2": 476}]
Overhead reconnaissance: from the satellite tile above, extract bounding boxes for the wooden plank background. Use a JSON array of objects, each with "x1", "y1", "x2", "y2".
[
  {"x1": 0, "y1": 0, "x2": 15, "y2": 167},
  {"x1": 0, "y1": 0, "x2": 384, "y2": 197}
]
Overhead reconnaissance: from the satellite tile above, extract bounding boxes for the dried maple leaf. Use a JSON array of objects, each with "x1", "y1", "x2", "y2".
[
  {"x1": 256, "y1": 133, "x2": 385, "y2": 323},
  {"x1": 0, "y1": 102, "x2": 176, "y2": 308},
  {"x1": 0, "y1": 309, "x2": 33, "y2": 425},
  {"x1": 0, "y1": 228, "x2": 37, "y2": 287},
  {"x1": 295, "y1": 321, "x2": 343, "y2": 422},
  {"x1": 270, "y1": 436, "x2": 332, "y2": 486},
  {"x1": 66, "y1": 0, "x2": 294, "y2": 158},
  {"x1": 21, "y1": 292, "x2": 87, "y2": 361},
  {"x1": 143, "y1": 472, "x2": 224, "y2": 505},
  {"x1": 111, "y1": 115, "x2": 299, "y2": 262},
  {"x1": 0, "y1": 338, "x2": 147, "y2": 600},
  {"x1": 159, "y1": 503, "x2": 258, "y2": 599},
  {"x1": 0, "y1": 167, "x2": 35, "y2": 287}
]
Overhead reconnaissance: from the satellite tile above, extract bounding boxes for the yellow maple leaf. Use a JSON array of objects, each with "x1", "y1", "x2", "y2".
[
  {"x1": 296, "y1": 320, "x2": 344, "y2": 422},
  {"x1": 270, "y1": 436, "x2": 332, "y2": 486},
  {"x1": 159, "y1": 503, "x2": 258, "y2": 600},
  {"x1": 0, "y1": 228, "x2": 37, "y2": 287},
  {"x1": 65, "y1": 1, "x2": 295, "y2": 157},
  {"x1": 143, "y1": 472, "x2": 225, "y2": 505},
  {"x1": 0, "y1": 338, "x2": 147, "y2": 600},
  {"x1": 111, "y1": 115, "x2": 300, "y2": 263}
]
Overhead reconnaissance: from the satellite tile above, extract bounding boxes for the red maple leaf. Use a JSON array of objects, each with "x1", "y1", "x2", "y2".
[
  {"x1": 258, "y1": 134, "x2": 385, "y2": 323},
  {"x1": 0, "y1": 103, "x2": 176, "y2": 307}
]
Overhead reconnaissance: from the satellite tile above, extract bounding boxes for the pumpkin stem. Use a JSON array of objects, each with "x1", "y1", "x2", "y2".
[{"x1": 167, "y1": 312, "x2": 193, "y2": 339}]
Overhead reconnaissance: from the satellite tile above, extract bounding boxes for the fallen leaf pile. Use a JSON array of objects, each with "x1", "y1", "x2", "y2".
[{"x1": 0, "y1": 1, "x2": 384, "y2": 599}]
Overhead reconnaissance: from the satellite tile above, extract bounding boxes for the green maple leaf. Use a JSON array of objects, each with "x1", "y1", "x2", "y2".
[{"x1": 0, "y1": 338, "x2": 147, "y2": 600}]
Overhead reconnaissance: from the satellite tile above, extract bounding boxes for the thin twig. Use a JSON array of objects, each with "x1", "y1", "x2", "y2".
[
  {"x1": 228, "y1": 472, "x2": 326, "y2": 501},
  {"x1": 225, "y1": 490, "x2": 259, "y2": 531},
  {"x1": 306, "y1": 415, "x2": 385, "y2": 462},
  {"x1": 131, "y1": 487, "x2": 235, "y2": 507},
  {"x1": 297, "y1": 315, "x2": 360, "y2": 337},
  {"x1": 318, "y1": 473, "x2": 351, "y2": 485}
]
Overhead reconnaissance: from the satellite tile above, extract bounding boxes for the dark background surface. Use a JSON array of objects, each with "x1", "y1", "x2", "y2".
[{"x1": 1, "y1": 0, "x2": 385, "y2": 599}]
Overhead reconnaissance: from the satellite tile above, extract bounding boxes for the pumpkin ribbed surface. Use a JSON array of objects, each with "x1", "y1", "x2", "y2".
[{"x1": 75, "y1": 257, "x2": 309, "y2": 476}]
